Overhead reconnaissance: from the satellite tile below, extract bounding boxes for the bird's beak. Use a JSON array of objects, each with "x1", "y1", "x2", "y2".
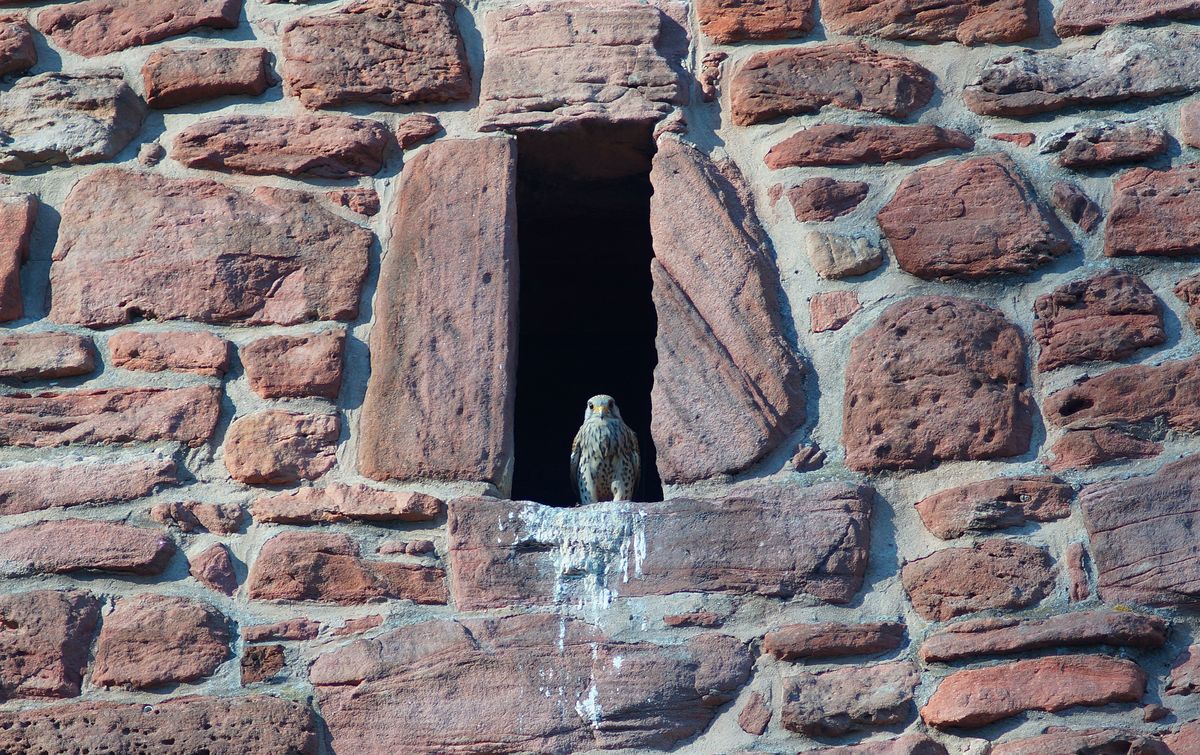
[{"x1": 595, "y1": 406, "x2": 608, "y2": 416}]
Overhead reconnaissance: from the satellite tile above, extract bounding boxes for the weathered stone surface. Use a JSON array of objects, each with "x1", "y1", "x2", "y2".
[
  {"x1": 0, "y1": 519, "x2": 174, "y2": 577},
  {"x1": 0, "y1": 333, "x2": 93, "y2": 380},
  {"x1": 49, "y1": 169, "x2": 371, "y2": 327},
  {"x1": 224, "y1": 411, "x2": 338, "y2": 485},
  {"x1": 786, "y1": 178, "x2": 868, "y2": 222},
  {"x1": 0, "y1": 590, "x2": 99, "y2": 700},
  {"x1": 359, "y1": 139, "x2": 516, "y2": 485},
  {"x1": 1169, "y1": 645, "x2": 1200, "y2": 695},
  {"x1": 729, "y1": 44, "x2": 936, "y2": 126},
  {"x1": 1177, "y1": 273, "x2": 1200, "y2": 331},
  {"x1": 1183, "y1": 101, "x2": 1200, "y2": 148},
  {"x1": 282, "y1": 0, "x2": 470, "y2": 110},
  {"x1": 811, "y1": 735, "x2": 949, "y2": 755},
  {"x1": 241, "y1": 330, "x2": 345, "y2": 399},
  {"x1": 395, "y1": 114, "x2": 441, "y2": 148},
  {"x1": 241, "y1": 644, "x2": 285, "y2": 684},
  {"x1": 173, "y1": 115, "x2": 390, "y2": 178},
  {"x1": 0, "y1": 16, "x2": 34, "y2": 76},
  {"x1": 1166, "y1": 723, "x2": 1200, "y2": 755},
  {"x1": 1042, "y1": 120, "x2": 1169, "y2": 169},
  {"x1": 766, "y1": 125, "x2": 972, "y2": 169},
  {"x1": 150, "y1": 501, "x2": 243, "y2": 534},
  {"x1": 331, "y1": 616, "x2": 383, "y2": 637},
  {"x1": 651, "y1": 140, "x2": 805, "y2": 482},
  {"x1": 0, "y1": 697, "x2": 319, "y2": 754},
  {"x1": 190, "y1": 543, "x2": 237, "y2": 596},
  {"x1": 738, "y1": 691, "x2": 771, "y2": 735},
  {"x1": 479, "y1": 1, "x2": 684, "y2": 132},
  {"x1": 922, "y1": 655, "x2": 1145, "y2": 728},
  {"x1": 92, "y1": 594, "x2": 229, "y2": 689},
  {"x1": 844, "y1": 297, "x2": 1032, "y2": 472},
  {"x1": 915, "y1": 476, "x2": 1072, "y2": 539},
  {"x1": 0, "y1": 194, "x2": 34, "y2": 322},
  {"x1": 878, "y1": 155, "x2": 1070, "y2": 280},
  {"x1": 252, "y1": 485, "x2": 440, "y2": 524},
  {"x1": 902, "y1": 539, "x2": 1055, "y2": 621},
  {"x1": 664, "y1": 611, "x2": 724, "y2": 628},
  {"x1": 0, "y1": 455, "x2": 175, "y2": 516},
  {"x1": 0, "y1": 72, "x2": 145, "y2": 171},
  {"x1": 782, "y1": 661, "x2": 918, "y2": 737},
  {"x1": 247, "y1": 532, "x2": 447, "y2": 605},
  {"x1": 0, "y1": 386, "x2": 220, "y2": 448},
  {"x1": 730, "y1": 43, "x2": 934, "y2": 126},
  {"x1": 1057, "y1": 0, "x2": 1200, "y2": 36},
  {"x1": 245, "y1": 619, "x2": 320, "y2": 643},
  {"x1": 1067, "y1": 541, "x2": 1091, "y2": 602},
  {"x1": 698, "y1": 0, "x2": 814, "y2": 43},
  {"x1": 1050, "y1": 427, "x2": 1163, "y2": 471},
  {"x1": 1052, "y1": 180, "x2": 1103, "y2": 233},
  {"x1": 143, "y1": 46, "x2": 270, "y2": 109},
  {"x1": 811, "y1": 291, "x2": 861, "y2": 333},
  {"x1": 1045, "y1": 357, "x2": 1200, "y2": 451},
  {"x1": 1107, "y1": 164, "x2": 1200, "y2": 257},
  {"x1": 804, "y1": 230, "x2": 884, "y2": 279},
  {"x1": 920, "y1": 611, "x2": 1167, "y2": 662},
  {"x1": 36, "y1": 0, "x2": 241, "y2": 56},
  {"x1": 108, "y1": 330, "x2": 230, "y2": 376},
  {"x1": 965, "y1": 27, "x2": 1200, "y2": 116},
  {"x1": 823, "y1": 0, "x2": 1037, "y2": 44},
  {"x1": 992, "y1": 729, "x2": 1170, "y2": 755},
  {"x1": 764, "y1": 622, "x2": 905, "y2": 660},
  {"x1": 1034, "y1": 269, "x2": 1164, "y2": 371},
  {"x1": 447, "y1": 484, "x2": 872, "y2": 610},
  {"x1": 1080, "y1": 454, "x2": 1200, "y2": 607},
  {"x1": 327, "y1": 188, "x2": 380, "y2": 216},
  {"x1": 311, "y1": 613, "x2": 751, "y2": 753}
]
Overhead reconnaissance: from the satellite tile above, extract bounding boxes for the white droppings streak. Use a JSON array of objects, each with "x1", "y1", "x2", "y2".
[{"x1": 509, "y1": 501, "x2": 649, "y2": 622}]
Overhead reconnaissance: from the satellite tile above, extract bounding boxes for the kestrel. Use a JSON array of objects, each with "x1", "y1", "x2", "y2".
[{"x1": 570, "y1": 395, "x2": 640, "y2": 504}]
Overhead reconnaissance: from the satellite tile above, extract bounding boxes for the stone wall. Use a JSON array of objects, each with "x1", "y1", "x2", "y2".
[{"x1": 1, "y1": 0, "x2": 1200, "y2": 752}]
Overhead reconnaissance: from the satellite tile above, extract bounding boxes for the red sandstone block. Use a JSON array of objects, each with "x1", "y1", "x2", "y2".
[
  {"x1": 143, "y1": 46, "x2": 270, "y2": 109},
  {"x1": 241, "y1": 330, "x2": 346, "y2": 399},
  {"x1": 108, "y1": 330, "x2": 230, "y2": 376}
]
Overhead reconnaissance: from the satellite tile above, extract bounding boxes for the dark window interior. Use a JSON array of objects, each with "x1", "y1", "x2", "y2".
[{"x1": 511, "y1": 122, "x2": 663, "y2": 506}]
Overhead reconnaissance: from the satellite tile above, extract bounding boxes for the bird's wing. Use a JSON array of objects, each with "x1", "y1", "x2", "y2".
[
  {"x1": 570, "y1": 425, "x2": 583, "y2": 489},
  {"x1": 625, "y1": 423, "x2": 641, "y2": 497}
]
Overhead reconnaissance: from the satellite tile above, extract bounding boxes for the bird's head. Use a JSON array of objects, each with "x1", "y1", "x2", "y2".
[{"x1": 584, "y1": 394, "x2": 622, "y2": 421}]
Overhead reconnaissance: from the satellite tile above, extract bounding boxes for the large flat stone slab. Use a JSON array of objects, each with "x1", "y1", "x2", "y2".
[
  {"x1": 823, "y1": 0, "x2": 1038, "y2": 45},
  {"x1": 358, "y1": 138, "x2": 517, "y2": 485},
  {"x1": 447, "y1": 482, "x2": 873, "y2": 610},
  {"x1": 0, "y1": 72, "x2": 144, "y2": 171},
  {"x1": 310, "y1": 613, "x2": 751, "y2": 753},
  {"x1": 729, "y1": 42, "x2": 934, "y2": 126},
  {"x1": 1081, "y1": 454, "x2": 1200, "y2": 607},
  {"x1": 650, "y1": 138, "x2": 805, "y2": 483},
  {"x1": 0, "y1": 386, "x2": 220, "y2": 448},
  {"x1": 49, "y1": 169, "x2": 370, "y2": 327},
  {"x1": 965, "y1": 27, "x2": 1200, "y2": 116},
  {"x1": 479, "y1": 1, "x2": 685, "y2": 132},
  {"x1": 0, "y1": 697, "x2": 318, "y2": 754},
  {"x1": 282, "y1": 0, "x2": 470, "y2": 109},
  {"x1": 36, "y1": 0, "x2": 240, "y2": 56},
  {"x1": 843, "y1": 296, "x2": 1033, "y2": 471},
  {"x1": 0, "y1": 590, "x2": 99, "y2": 700},
  {"x1": 877, "y1": 155, "x2": 1069, "y2": 280}
]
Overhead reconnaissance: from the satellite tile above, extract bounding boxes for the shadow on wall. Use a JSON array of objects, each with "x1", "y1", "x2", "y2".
[{"x1": 511, "y1": 121, "x2": 664, "y2": 506}]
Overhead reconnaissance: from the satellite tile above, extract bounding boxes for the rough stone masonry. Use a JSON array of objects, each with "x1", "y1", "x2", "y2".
[{"x1": 1, "y1": 0, "x2": 1200, "y2": 753}]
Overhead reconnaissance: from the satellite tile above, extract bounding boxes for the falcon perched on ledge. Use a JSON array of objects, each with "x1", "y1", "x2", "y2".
[{"x1": 570, "y1": 395, "x2": 640, "y2": 504}]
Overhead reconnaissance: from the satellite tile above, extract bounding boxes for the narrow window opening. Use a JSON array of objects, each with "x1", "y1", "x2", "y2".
[{"x1": 512, "y1": 123, "x2": 663, "y2": 506}]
